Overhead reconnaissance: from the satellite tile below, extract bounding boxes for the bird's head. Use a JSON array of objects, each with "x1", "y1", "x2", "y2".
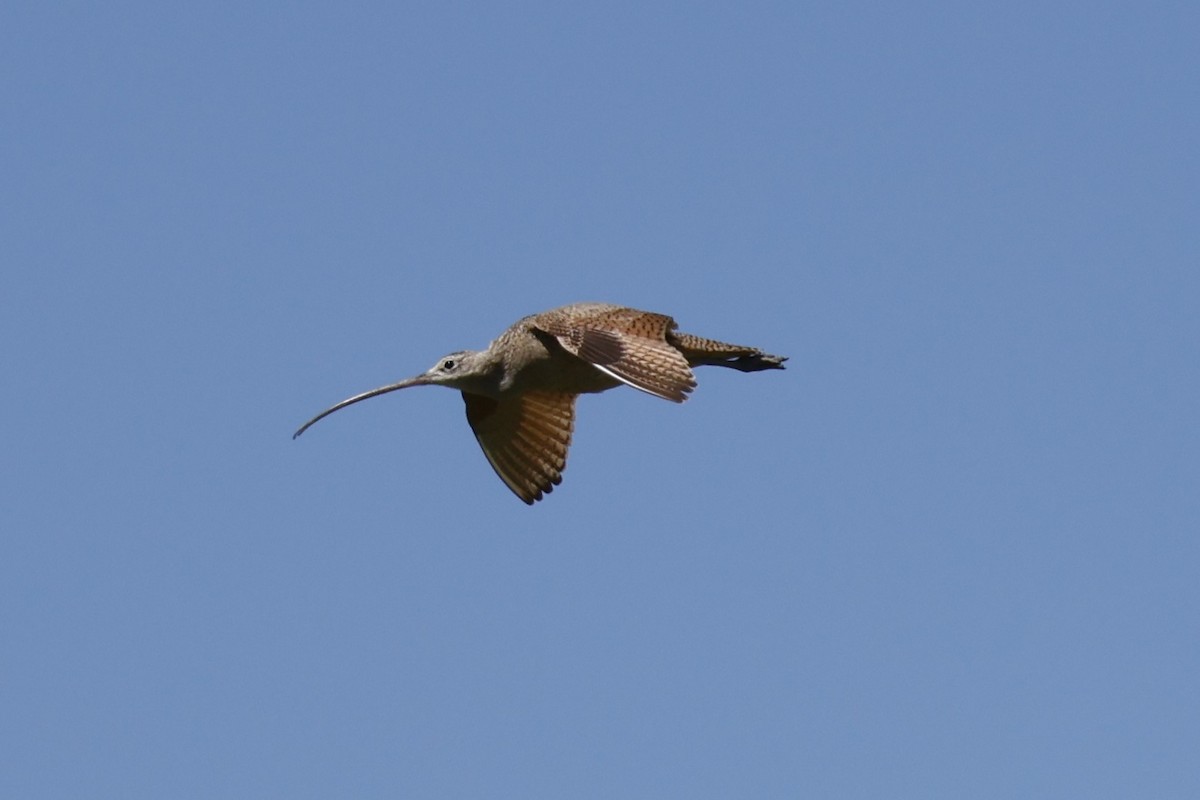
[{"x1": 418, "y1": 349, "x2": 496, "y2": 391}]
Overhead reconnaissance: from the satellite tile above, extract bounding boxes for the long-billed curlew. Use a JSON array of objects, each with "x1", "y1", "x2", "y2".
[{"x1": 294, "y1": 302, "x2": 786, "y2": 504}]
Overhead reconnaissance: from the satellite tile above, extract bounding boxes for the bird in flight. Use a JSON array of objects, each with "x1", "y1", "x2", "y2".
[{"x1": 294, "y1": 302, "x2": 786, "y2": 504}]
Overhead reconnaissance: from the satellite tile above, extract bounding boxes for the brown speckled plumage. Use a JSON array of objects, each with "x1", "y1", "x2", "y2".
[{"x1": 294, "y1": 302, "x2": 787, "y2": 504}]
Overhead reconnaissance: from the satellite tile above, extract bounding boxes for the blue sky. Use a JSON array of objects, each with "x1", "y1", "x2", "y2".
[{"x1": 3, "y1": 2, "x2": 1197, "y2": 797}]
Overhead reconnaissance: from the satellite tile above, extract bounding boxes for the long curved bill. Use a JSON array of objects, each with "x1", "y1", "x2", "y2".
[{"x1": 293, "y1": 375, "x2": 432, "y2": 439}]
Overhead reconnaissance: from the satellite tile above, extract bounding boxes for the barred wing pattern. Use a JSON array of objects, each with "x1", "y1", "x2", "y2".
[
  {"x1": 462, "y1": 389, "x2": 576, "y2": 504},
  {"x1": 537, "y1": 308, "x2": 696, "y2": 403}
]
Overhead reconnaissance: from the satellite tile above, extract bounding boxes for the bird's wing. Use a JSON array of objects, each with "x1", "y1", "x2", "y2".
[
  {"x1": 537, "y1": 310, "x2": 697, "y2": 403},
  {"x1": 462, "y1": 390, "x2": 576, "y2": 504}
]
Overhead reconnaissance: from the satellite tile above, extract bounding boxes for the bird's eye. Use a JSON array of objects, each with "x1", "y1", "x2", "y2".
[{"x1": 442, "y1": 359, "x2": 456, "y2": 371}]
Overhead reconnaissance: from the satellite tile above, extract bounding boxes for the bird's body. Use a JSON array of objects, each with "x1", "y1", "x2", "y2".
[{"x1": 295, "y1": 302, "x2": 786, "y2": 503}]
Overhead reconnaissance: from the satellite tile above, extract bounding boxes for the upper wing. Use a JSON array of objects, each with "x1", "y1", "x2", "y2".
[
  {"x1": 537, "y1": 309, "x2": 696, "y2": 403},
  {"x1": 462, "y1": 390, "x2": 576, "y2": 504}
]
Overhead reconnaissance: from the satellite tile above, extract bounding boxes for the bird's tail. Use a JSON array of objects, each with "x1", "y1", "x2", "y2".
[{"x1": 669, "y1": 331, "x2": 788, "y2": 372}]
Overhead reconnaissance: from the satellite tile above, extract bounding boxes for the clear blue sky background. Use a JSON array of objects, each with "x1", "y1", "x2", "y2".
[{"x1": 3, "y1": 2, "x2": 1197, "y2": 797}]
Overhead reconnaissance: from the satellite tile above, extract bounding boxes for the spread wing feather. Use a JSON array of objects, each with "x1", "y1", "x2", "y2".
[
  {"x1": 462, "y1": 390, "x2": 576, "y2": 504},
  {"x1": 538, "y1": 309, "x2": 696, "y2": 403}
]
